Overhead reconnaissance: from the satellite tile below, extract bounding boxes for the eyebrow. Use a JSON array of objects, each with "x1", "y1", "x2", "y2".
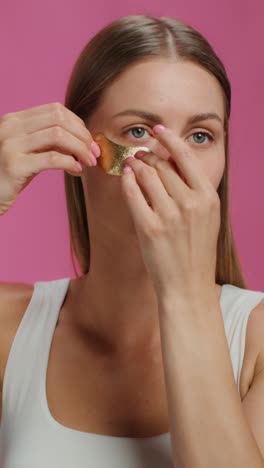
[{"x1": 112, "y1": 109, "x2": 223, "y2": 126}]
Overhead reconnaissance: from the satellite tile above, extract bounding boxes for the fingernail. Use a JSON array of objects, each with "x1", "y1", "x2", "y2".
[
  {"x1": 153, "y1": 124, "x2": 166, "y2": 135},
  {"x1": 125, "y1": 156, "x2": 135, "y2": 163},
  {"x1": 89, "y1": 153, "x2": 97, "y2": 166},
  {"x1": 123, "y1": 166, "x2": 133, "y2": 175},
  {"x1": 134, "y1": 150, "x2": 146, "y2": 158},
  {"x1": 76, "y1": 162, "x2": 83, "y2": 172},
  {"x1": 91, "y1": 141, "x2": 101, "y2": 158}
]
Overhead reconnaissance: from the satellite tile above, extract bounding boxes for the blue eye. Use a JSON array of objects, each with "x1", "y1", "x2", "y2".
[
  {"x1": 127, "y1": 127, "x2": 149, "y2": 139},
  {"x1": 189, "y1": 132, "x2": 213, "y2": 145}
]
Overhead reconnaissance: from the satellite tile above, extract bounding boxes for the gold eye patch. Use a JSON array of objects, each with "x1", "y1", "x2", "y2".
[{"x1": 93, "y1": 133, "x2": 151, "y2": 176}]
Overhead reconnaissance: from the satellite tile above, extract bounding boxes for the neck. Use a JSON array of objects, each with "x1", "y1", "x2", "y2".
[{"x1": 66, "y1": 226, "x2": 161, "y2": 355}]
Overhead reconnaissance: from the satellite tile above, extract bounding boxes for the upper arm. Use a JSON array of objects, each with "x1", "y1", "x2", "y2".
[{"x1": 242, "y1": 298, "x2": 264, "y2": 458}]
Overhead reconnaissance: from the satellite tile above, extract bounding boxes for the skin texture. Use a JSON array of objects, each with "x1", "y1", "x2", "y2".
[{"x1": 62, "y1": 59, "x2": 225, "y2": 356}]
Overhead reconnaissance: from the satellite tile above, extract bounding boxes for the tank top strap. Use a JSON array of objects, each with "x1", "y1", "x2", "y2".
[
  {"x1": 220, "y1": 284, "x2": 264, "y2": 395},
  {"x1": 2, "y1": 277, "x2": 71, "y2": 421}
]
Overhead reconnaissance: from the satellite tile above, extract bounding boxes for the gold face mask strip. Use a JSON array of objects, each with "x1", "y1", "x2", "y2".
[{"x1": 93, "y1": 133, "x2": 151, "y2": 176}]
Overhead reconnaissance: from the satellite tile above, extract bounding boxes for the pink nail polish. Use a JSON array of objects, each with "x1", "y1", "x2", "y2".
[
  {"x1": 153, "y1": 124, "x2": 165, "y2": 135},
  {"x1": 135, "y1": 150, "x2": 146, "y2": 158},
  {"x1": 123, "y1": 166, "x2": 132, "y2": 174},
  {"x1": 91, "y1": 141, "x2": 101, "y2": 158},
  {"x1": 90, "y1": 153, "x2": 97, "y2": 166},
  {"x1": 76, "y1": 162, "x2": 83, "y2": 172},
  {"x1": 125, "y1": 156, "x2": 135, "y2": 163}
]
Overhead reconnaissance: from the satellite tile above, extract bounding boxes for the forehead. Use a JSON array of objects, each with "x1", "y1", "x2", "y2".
[{"x1": 97, "y1": 59, "x2": 225, "y2": 121}]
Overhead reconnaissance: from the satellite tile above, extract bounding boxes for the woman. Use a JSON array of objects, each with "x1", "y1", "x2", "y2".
[{"x1": 0, "y1": 14, "x2": 263, "y2": 468}]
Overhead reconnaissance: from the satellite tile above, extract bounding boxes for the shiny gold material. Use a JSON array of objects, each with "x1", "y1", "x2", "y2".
[{"x1": 93, "y1": 133, "x2": 151, "y2": 176}]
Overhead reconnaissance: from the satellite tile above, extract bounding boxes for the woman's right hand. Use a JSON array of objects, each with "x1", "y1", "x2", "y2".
[{"x1": 0, "y1": 102, "x2": 99, "y2": 216}]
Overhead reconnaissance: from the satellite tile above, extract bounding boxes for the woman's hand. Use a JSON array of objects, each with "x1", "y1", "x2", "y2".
[
  {"x1": 121, "y1": 125, "x2": 221, "y2": 299},
  {"x1": 0, "y1": 102, "x2": 100, "y2": 216}
]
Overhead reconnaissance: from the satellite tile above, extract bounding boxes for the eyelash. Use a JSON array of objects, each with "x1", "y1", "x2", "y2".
[{"x1": 124, "y1": 126, "x2": 215, "y2": 144}]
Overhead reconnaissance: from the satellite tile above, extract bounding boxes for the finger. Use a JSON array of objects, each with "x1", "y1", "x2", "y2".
[
  {"x1": 23, "y1": 111, "x2": 92, "y2": 146},
  {"x1": 120, "y1": 165, "x2": 153, "y2": 223},
  {"x1": 0, "y1": 102, "x2": 96, "y2": 155},
  {"x1": 8, "y1": 102, "x2": 86, "y2": 131},
  {"x1": 15, "y1": 128, "x2": 96, "y2": 167},
  {"x1": 125, "y1": 157, "x2": 173, "y2": 213},
  {"x1": 22, "y1": 151, "x2": 84, "y2": 176},
  {"x1": 152, "y1": 125, "x2": 212, "y2": 191},
  {"x1": 136, "y1": 149, "x2": 188, "y2": 184},
  {"x1": 134, "y1": 151, "x2": 190, "y2": 202}
]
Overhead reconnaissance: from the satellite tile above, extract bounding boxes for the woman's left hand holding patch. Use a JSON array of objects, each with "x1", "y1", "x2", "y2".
[{"x1": 121, "y1": 125, "x2": 221, "y2": 301}]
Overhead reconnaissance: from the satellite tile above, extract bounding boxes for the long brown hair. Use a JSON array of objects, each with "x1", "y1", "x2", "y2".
[{"x1": 64, "y1": 15, "x2": 246, "y2": 288}]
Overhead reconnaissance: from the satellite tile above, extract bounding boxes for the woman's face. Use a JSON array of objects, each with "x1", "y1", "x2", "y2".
[{"x1": 86, "y1": 59, "x2": 226, "y2": 190}]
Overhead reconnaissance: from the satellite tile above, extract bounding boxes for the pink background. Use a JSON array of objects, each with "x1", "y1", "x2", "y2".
[{"x1": 0, "y1": 0, "x2": 263, "y2": 289}]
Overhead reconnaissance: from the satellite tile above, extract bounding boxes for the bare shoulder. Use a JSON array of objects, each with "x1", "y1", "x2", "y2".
[
  {"x1": 240, "y1": 296, "x2": 264, "y2": 400},
  {"x1": 0, "y1": 282, "x2": 34, "y2": 382}
]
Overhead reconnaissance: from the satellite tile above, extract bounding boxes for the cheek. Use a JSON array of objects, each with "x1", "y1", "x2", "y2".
[{"x1": 199, "y1": 152, "x2": 225, "y2": 189}]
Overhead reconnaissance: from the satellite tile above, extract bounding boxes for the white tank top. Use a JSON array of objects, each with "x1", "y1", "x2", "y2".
[{"x1": 0, "y1": 278, "x2": 263, "y2": 468}]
